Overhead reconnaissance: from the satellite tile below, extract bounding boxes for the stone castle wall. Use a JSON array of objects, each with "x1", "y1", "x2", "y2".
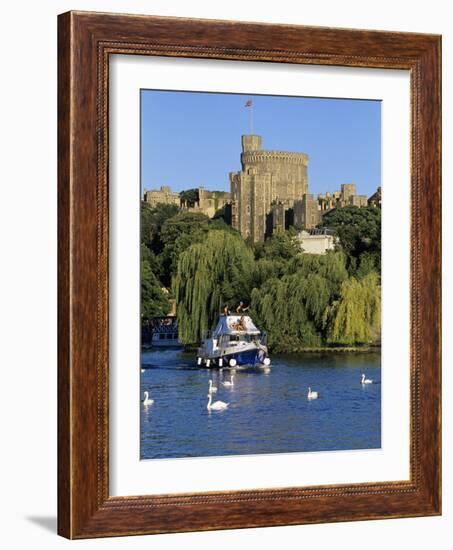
[
  {"x1": 144, "y1": 185, "x2": 180, "y2": 207},
  {"x1": 231, "y1": 135, "x2": 309, "y2": 242},
  {"x1": 143, "y1": 185, "x2": 230, "y2": 219}
]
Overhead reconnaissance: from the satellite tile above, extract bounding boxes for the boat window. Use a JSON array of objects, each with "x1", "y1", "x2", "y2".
[{"x1": 159, "y1": 334, "x2": 165, "y2": 340}]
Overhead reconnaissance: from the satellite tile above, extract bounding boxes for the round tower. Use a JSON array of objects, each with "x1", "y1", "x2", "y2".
[{"x1": 241, "y1": 134, "x2": 262, "y2": 152}]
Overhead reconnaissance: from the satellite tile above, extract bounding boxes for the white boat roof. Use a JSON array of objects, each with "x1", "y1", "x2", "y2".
[{"x1": 213, "y1": 315, "x2": 261, "y2": 336}]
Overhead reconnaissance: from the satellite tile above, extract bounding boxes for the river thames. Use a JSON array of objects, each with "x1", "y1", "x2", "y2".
[{"x1": 140, "y1": 348, "x2": 381, "y2": 460}]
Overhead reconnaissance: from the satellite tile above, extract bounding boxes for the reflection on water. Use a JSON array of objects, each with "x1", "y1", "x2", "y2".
[{"x1": 140, "y1": 349, "x2": 381, "y2": 459}]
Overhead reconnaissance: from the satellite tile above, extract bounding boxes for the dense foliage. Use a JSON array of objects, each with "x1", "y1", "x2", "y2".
[
  {"x1": 140, "y1": 203, "x2": 189, "y2": 318},
  {"x1": 141, "y1": 202, "x2": 179, "y2": 254},
  {"x1": 140, "y1": 203, "x2": 241, "y2": 322},
  {"x1": 318, "y1": 205, "x2": 381, "y2": 276},
  {"x1": 173, "y1": 230, "x2": 254, "y2": 343},
  {"x1": 324, "y1": 272, "x2": 381, "y2": 345},
  {"x1": 141, "y1": 254, "x2": 170, "y2": 317},
  {"x1": 179, "y1": 188, "x2": 199, "y2": 207},
  {"x1": 141, "y1": 200, "x2": 381, "y2": 350},
  {"x1": 160, "y1": 212, "x2": 211, "y2": 284},
  {"x1": 251, "y1": 251, "x2": 349, "y2": 352}
]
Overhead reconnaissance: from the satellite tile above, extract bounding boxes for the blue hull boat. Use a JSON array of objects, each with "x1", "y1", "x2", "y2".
[{"x1": 197, "y1": 314, "x2": 271, "y2": 368}]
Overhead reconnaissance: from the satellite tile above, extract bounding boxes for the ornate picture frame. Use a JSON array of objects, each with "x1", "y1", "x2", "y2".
[{"x1": 58, "y1": 11, "x2": 441, "y2": 538}]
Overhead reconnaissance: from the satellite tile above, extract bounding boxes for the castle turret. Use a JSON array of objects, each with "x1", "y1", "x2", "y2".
[
  {"x1": 231, "y1": 134, "x2": 309, "y2": 243},
  {"x1": 241, "y1": 134, "x2": 262, "y2": 152}
]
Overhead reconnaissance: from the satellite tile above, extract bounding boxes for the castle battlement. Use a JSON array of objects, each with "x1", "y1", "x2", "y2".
[{"x1": 241, "y1": 150, "x2": 309, "y2": 166}]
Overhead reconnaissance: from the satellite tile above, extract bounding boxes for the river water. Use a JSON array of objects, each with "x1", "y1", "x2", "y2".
[{"x1": 140, "y1": 348, "x2": 381, "y2": 460}]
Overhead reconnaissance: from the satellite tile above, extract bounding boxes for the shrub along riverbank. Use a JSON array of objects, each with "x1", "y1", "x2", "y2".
[{"x1": 141, "y1": 202, "x2": 381, "y2": 353}]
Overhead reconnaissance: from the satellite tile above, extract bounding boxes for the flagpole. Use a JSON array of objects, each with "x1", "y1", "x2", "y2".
[{"x1": 245, "y1": 99, "x2": 254, "y2": 134}]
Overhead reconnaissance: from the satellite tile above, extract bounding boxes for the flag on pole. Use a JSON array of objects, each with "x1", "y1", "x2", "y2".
[{"x1": 245, "y1": 100, "x2": 254, "y2": 133}]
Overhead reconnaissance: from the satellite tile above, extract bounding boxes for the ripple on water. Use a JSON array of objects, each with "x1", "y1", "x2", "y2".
[{"x1": 140, "y1": 349, "x2": 381, "y2": 459}]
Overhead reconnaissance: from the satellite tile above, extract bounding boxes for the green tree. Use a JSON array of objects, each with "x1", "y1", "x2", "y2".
[
  {"x1": 324, "y1": 271, "x2": 381, "y2": 345},
  {"x1": 318, "y1": 206, "x2": 381, "y2": 274},
  {"x1": 141, "y1": 259, "x2": 170, "y2": 317},
  {"x1": 251, "y1": 275, "x2": 321, "y2": 352},
  {"x1": 250, "y1": 252, "x2": 352, "y2": 351},
  {"x1": 211, "y1": 204, "x2": 233, "y2": 227},
  {"x1": 254, "y1": 229, "x2": 301, "y2": 261},
  {"x1": 356, "y1": 252, "x2": 378, "y2": 278},
  {"x1": 173, "y1": 230, "x2": 254, "y2": 344},
  {"x1": 140, "y1": 202, "x2": 180, "y2": 253},
  {"x1": 160, "y1": 212, "x2": 211, "y2": 282},
  {"x1": 180, "y1": 188, "x2": 199, "y2": 207},
  {"x1": 302, "y1": 274, "x2": 331, "y2": 325},
  {"x1": 287, "y1": 251, "x2": 349, "y2": 298},
  {"x1": 209, "y1": 217, "x2": 237, "y2": 233},
  {"x1": 252, "y1": 257, "x2": 287, "y2": 288},
  {"x1": 141, "y1": 243, "x2": 162, "y2": 280}
]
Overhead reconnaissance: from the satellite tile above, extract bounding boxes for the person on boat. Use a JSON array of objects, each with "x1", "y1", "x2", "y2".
[
  {"x1": 237, "y1": 315, "x2": 247, "y2": 331},
  {"x1": 236, "y1": 301, "x2": 249, "y2": 314},
  {"x1": 223, "y1": 304, "x2": 230, "y2": 316},
  {"x1": 229, "y1": 315, "x2": 245, "y2": 331}
]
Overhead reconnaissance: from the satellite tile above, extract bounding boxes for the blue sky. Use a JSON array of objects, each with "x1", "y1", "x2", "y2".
[{"x1": 141, "y1": 90, "x2": 381, "y2": 197}]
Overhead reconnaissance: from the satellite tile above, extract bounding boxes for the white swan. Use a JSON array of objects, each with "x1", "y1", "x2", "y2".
[
  {"x1": 207, "y1": 392, "x2": 229, "y2": 411},
  {"x1": 222, "y1": 373, "x2": 235, "y2": 388},
  {"x1": 208, "y1": 379, "x2": 218, "y2": 393},
  {"x1": 307, "y1": 387, "x2": 319, "y2": 400},
  {"x1": 143, "y1": 391, "x2": 154, "y2": 406},
  {"x1": 361, "y1": 373, "x2": 373, "y2": 385}
]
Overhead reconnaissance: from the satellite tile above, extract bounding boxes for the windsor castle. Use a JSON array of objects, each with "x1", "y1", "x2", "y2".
[
  {"x1": 144, "y1": 134, "x2": 381, "y2": 244},
  {"x1": 230, "y1": 134, "x2": 380, "y2": 242}
]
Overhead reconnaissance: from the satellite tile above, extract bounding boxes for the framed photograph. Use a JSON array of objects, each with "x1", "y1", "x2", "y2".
[{"x1": 58, "y1": 11, "x2": 441, "y2": 538}]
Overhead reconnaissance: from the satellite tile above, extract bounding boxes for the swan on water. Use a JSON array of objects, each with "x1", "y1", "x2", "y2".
[
  {"x1": 307, "y1": 387, "x2": 319, "y2": 400},
  {"x1": 143, "y1": 391, "x2": 154, "y2": 406},
  {"x1": 208, "y1": 379, "x2": 218, "y2": 393},
  {"x1": 207, "y1": 392, "x2": 229, "y2": 411},
  {"x1": 361, "y1": 373, "x2": 373, "y2": 384},
  {"x1": 222, "y1": 373, "x2": 235, "y2": 388}
]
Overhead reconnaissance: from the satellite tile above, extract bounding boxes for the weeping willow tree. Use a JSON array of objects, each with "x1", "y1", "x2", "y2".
[
  {"x1": 251, "y1": 253, "x2": 345, "y2": 352},
  {"x1": 252, "y1": 257, "x2": 287, "y2": 288},
  {"x1": 286, "y1": 251, "x2": 349, "y2": 295},
  {"x1": 173, "y1": 230, "x2": 254, "y2": 343},
  {"x1": 251, "y1": 252, "x2": 379, "y2": 351},
  {"x1": 325, "y1": 271, "x2": 381, "y2": 345},
  {"x1": 251, "y1": 273, "x2": 325, "y2": 352}
]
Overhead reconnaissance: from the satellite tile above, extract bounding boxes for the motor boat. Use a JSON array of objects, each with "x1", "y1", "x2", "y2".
[{"x1": 197, "y1": 314, "x2": 271, "y2": 368}]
